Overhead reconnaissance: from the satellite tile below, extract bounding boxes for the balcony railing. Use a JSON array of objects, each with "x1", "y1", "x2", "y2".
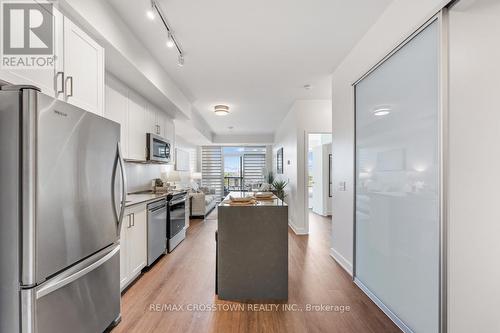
[
  {"x1": 224, "y1": 176, "x2": 263, "y2": 195},
  {"x1": 224, "y1": 176, "x2": 244, "y2": 195}
]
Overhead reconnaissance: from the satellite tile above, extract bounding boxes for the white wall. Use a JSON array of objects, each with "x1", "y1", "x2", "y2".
[
  {"x1": 274, "y1": 100, "x2": 332, "y2": 234},
  {"x1": 331, "y1": 0, "x2": 447, "y2": 275},
  {"x1": 448, "y1": 1, "x2": 500, "y2": 332},
  {"x1": 175, "y1": 136, "x2": 199, "y2": 188}
]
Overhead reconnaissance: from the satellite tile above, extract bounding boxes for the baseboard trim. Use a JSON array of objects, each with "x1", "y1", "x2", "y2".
[
  {"x1": 329, "y1": 248, "x2": 353, "y2": 276},
  {"x1": 288, "y1": 219, "x2": 308, "y2": 235}
]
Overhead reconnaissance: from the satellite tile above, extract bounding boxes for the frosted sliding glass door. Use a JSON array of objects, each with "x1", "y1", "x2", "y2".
[{"x1": 354, "y1": 21, "x2": 439, "y2": 333}]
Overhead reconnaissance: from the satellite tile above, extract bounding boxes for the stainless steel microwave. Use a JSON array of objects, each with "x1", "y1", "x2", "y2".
[{"x1": 146, "y1": 133, "x2": 171, "y2": 163}]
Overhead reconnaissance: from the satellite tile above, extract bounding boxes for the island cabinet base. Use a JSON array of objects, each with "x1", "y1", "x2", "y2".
[{"x1": 216, "y1": 203, "x2": 288, "y2": 301}]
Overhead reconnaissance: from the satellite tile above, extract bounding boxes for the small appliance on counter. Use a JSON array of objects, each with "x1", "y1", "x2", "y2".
[
  {"x1": 167, "y1": 191, "x2": 188, "y2": 252},
  {"x1": 152, "y1": 178, "x2": 168, "y2": 193}
]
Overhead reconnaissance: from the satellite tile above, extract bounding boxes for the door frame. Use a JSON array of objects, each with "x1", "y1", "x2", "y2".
[
  {"x1": 303, "y1": 131, "x2": 332, "y2": 234},
  {"x1": 351, "y1": 10, "x2": 449, "y2": 333}
]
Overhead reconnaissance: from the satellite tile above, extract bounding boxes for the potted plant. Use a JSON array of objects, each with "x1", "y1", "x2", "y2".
[
  {"x1": 272, "y1": 179, "x2": 288, "y2": 201},
  {"x1": 266, "y1": 171, "x2": 275, "y2": 185}
]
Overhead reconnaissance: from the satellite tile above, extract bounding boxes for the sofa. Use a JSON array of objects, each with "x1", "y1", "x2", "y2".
[{"x1": 190, "y1": 187, "x2": 218, "y2": 218}]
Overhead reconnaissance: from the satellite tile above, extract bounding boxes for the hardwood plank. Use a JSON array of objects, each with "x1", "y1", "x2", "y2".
[{"x1": 112, "y1": 211, "x2": 401, "y2": 333}]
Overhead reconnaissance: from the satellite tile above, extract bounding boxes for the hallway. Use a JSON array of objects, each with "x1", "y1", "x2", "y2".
[{"x1": 113, "y1": 211, "x2": 399, "y2": 333}]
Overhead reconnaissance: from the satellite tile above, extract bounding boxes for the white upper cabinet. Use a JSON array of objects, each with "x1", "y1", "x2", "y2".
[
  {"x1": 0, "y1": 8, "x2": 104, "y2": 116},
  {"x1": 127, "y1": 90, "x2": 147, "y2": 161},
  {"x1": 63, "y1": 19, "x2": 105, "y2": 116},
  {"x1": 0, "y1": 6, "x2": 64, "y2": 98},
  {"x1": 104, "y1": 75, "x2": 176, "y2": 162},
  {"x1": 104, "y1": 76, "x2": 129, "y2": 158},
  {"x1": 145, "y1": 102, "x2": 158, "y2": 135}
]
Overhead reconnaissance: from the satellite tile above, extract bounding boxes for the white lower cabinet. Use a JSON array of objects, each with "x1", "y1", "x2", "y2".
[{"x1": 120, "y1": 204, "x2": 147, "y2": 291}]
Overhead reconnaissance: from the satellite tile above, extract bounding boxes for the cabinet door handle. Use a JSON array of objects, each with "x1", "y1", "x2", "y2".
[
  {"x1": 66, "y1": 76, "x2": 74, "y2": 97},
  {"x1": 56, "y1": 71, "x2": 64, "y2": 94},
  {"x1": 131, "y1": 213, "x2": 135, "y2": 227},
  {"x1": 127, "y1": 214, "x2": 132, "y2": 228}
]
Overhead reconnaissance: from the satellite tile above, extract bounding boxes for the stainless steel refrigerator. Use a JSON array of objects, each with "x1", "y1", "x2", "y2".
[{"x1": 0, "y1": 85, "x2": 127, "y2": 333}]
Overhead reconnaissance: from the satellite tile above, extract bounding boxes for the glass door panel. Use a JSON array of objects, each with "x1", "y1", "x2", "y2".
[{"x1": 355, "y1": 20, "x2": 439, "y2": 333}]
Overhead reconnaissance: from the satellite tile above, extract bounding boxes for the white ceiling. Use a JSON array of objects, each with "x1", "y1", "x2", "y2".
[{"x1": 107, "y1": 0, "x2": 393, "y2": 136}]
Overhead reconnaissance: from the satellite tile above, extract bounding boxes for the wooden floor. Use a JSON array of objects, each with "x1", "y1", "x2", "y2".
[{"x1": 112, "y1": 210, "x2": 400, "y2": 333}]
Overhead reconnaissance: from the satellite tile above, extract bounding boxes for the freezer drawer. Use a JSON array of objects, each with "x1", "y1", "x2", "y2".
[{"x1": 23, "y1": 245, "x2": 121, "y2": 333}]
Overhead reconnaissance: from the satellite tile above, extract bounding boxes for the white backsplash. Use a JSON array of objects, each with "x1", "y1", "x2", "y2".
[{"x1": 125, "y1": 162, "x2": 191, "y2": 193}]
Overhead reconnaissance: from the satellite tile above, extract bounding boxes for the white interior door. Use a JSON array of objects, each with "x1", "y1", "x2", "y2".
[
  {"x1": 311, "y1": 146, "x2": 323, "y2": 214},
  {"x1": 63, "y1": 18, "x2": 104, "y2": 115}
]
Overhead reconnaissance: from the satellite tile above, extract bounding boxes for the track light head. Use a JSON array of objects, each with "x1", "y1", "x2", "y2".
[
  {"x1": 166, "y1": 33, "x2": 175, "y2": 48},
  {"x1": 178, "y1": 54, "x2": 184, "y2": 67}
]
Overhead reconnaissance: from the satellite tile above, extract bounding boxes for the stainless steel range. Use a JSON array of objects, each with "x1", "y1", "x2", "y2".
[
  {"x1": 0, "y1": 85, "x2": 125, "y2": 333},
  {"x1": 167, "y1": 191, "x2": 187, "y2": 252}
]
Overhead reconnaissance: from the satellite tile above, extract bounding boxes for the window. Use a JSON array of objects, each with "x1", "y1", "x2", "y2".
[{"x1": 201, "y1": 146, "x2": 223, "y2": 199}]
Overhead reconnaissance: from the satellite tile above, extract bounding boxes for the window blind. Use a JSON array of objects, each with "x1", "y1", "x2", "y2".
[
  {"x1": 201, "y1": 146, "x2": 223, "y2": 199},
  {"x1": 243, "y1": 153, "x2": 266, "y2": 188}
]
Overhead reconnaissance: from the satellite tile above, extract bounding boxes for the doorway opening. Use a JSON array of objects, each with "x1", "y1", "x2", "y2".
[{"x1": 305, "y1": 133, "x2": 332, "y2": 234}]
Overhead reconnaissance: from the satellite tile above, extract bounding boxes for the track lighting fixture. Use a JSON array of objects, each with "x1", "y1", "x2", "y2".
[{"x1": 147, "y1": 0, "x2": 185, "y2": 66}]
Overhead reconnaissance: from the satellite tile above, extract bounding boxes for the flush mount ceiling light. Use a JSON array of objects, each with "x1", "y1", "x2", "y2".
[
  {"x1": 214, "y1": 105, "x2": 230, "y2": 116},
  {"x1": 147, "y1": 0, "x2": 185, "y2": 66},
  {"x1": 373, "y1": 107, "x2": 392, "y2": 116}
]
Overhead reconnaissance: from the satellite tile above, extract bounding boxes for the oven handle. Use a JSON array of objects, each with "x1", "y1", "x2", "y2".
[
  {"x1": 169, "y1": 198, "x2": 186, "y2": 206},
  {"x1": 149, "y1": 205, "x2": 167, "y2": 214}
]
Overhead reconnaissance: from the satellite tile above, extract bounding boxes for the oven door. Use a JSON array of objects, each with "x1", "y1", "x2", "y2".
[
  {"x1": 168, "y1": 197, "x2": 186, "y2": 238},
  {"x1": 147, "y1": 133, "x2": 171, "y2": 163}
]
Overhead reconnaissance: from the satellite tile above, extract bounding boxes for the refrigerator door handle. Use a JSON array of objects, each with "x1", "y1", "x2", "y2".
[
  {"x1": 36, "y1": 245, "x2": 120, "y2": 299},
  {"x1": 21, "y1": 88, "x2": 38, "y2": 286},
  {"x1": 112, "y1": 143, "x2": 127, "y2": 235}
]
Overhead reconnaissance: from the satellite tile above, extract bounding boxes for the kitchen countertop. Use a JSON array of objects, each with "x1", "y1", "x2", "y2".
[
  {"x1": 125, "y1": 192, "x2": 167, "y2": 207},
  {"x1": 219, "y1": 192, "x2": 287, "y2": 207},
  {"x1": 125, "y1": 190, "x2": 190, "y2": 207}
]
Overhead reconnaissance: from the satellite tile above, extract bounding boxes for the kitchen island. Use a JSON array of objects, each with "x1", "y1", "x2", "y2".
[{"x1": 216, "y1": 192, "x2": 288, "y2": 301}]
